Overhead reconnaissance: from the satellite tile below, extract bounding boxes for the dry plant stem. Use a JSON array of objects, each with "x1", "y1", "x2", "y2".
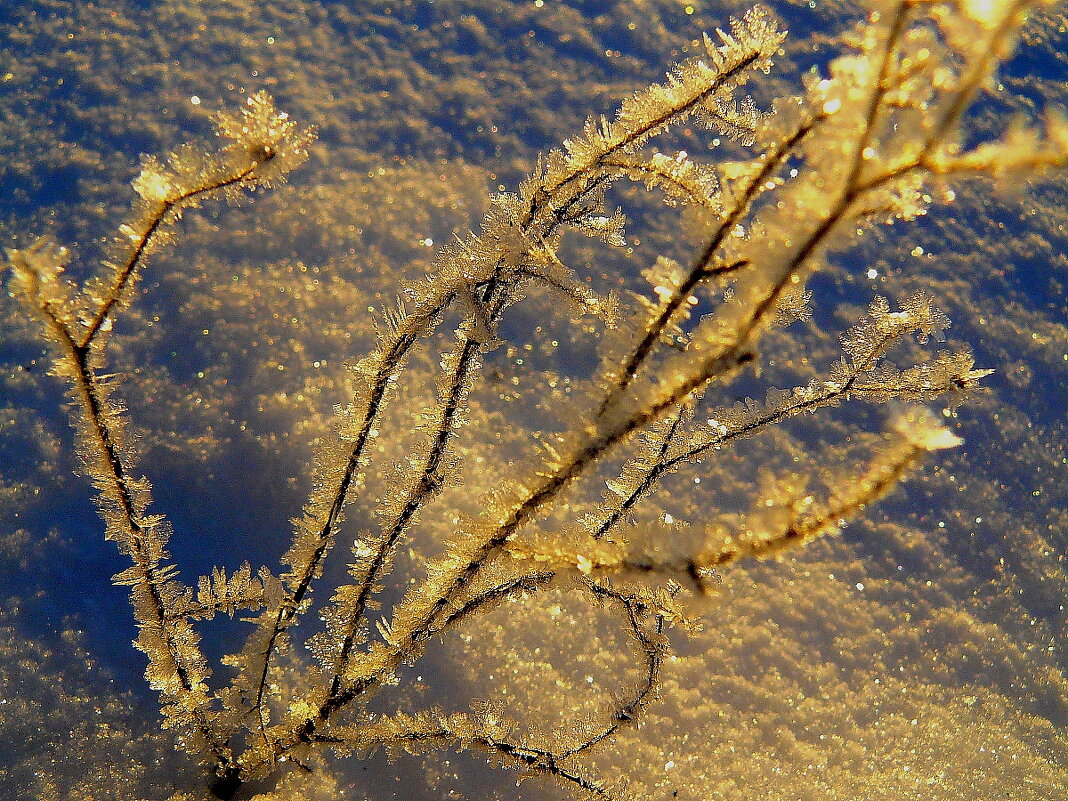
[
  {"x1": 246, "y1": 284, "x2": 460, "y2": 729},
  {"x1": 526, "y1": 52, "x2": 763, "y2": 235},
  {"x1": 172, "y1": 1, "x2": 1033, "y2": 782},
  {"x1": 845, "y1": 0, "x2": 912, "y2": 196},
  {"x1": 595, "y1": 117, "x2": 820, "y2": 420},
  {"x1": 550, "y1": 407, "x2": 950, "y2": 592},
  {"x1": 11, "y1": 95, "x2": 313, "y2": 783},
  {"x1": 32, "y1": 163, "x2": 277, "y2": 776},
  {"x1": 599, "y1": 158, "x2": 720, "y2": 208},
  {"x1": 350, "y1": 724, "x2": 613, "y2": 799},
  {"x1": 255, "y1": 42, "x2": 781, "y2": 751},
  {"x1": 591, "y1": 330, "x2": 902, "y2": 540},
  {"x1": 860, "y1": 0, "x2": 1044, "y2": 192},
  {"x1": 14, "y1": 3, "x2": 1061, "y2": 797},
  {"x1": 269, "y1": 9, "x2": 917, "y2": 760},
  {"x1": 81, "y1": 163, "x2": 260, "y2": 349},
  {"x1": 704, "y1": 438, "x2": 930, "y2": 567},
  {"x1": 249, "y1": 53, "x2": 768, "y2": 713},
  {"x1": 301, "y1": 351, "x2": 749, "y2": 739},
  {"x1": 444, "y1": 574, "x2": 665, "y2": 762},
  {"x1": 559, "y1": 582, "x2": 666, "y2": 759},
  {"x1": 435, "y1": 572, "x2": 559, "y2": 633},
  {"x1": 40, "y1": 312, "x2": 234, "y2": 762},
  {"x1": 459, "y1": 736, "x2": 611, "y2": 799},
  {"x1": 274, "y1": 235, "x2": 566, "y2": 732},
  {"x1": 31, "y1": 334, "x2": 230, "y2": 770},
  {"x1": 165, "y1": 591, "x2": 273, "y2": 623},
  {"x1": 322, "y1": 0, "x2": 952, "y2": 725},
  {"x1": 322, "y1": 280, "x2": 512, "y2": 706},
  {"x1": 326, "y1": 581, "x2": 661, "y2": 799},
  {"x1": 592, "y1": 411, "x2": 688, "y2": 542},
  {"x1": 920, "y1": 0, "x2": 1033, "y2": 157}
]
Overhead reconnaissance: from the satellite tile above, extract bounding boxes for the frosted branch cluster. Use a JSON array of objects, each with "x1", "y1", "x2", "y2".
[{"x1": 8, "y1": 2, "x2": 1065, "y2": 799}]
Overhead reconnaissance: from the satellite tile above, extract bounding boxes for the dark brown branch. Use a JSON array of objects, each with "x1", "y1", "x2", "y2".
[
  {"x1": 595, "y1": 118, "x2": 820, "y2": 419},
  {"x1": 591, "y1": 329, "x2": 904, "y2": 540},
  {"x1": 244, "y1": 286, "x2": 459, "y2": 740},
  {"x1": 382, "y1": 724, "x2": 617, "y2": 799},
  {"x1": 561, "y1": 581, "x2": 666, "y2": 758},
  {"x1": 321, "y1": 278, "x2": 513, "y2": 709}
]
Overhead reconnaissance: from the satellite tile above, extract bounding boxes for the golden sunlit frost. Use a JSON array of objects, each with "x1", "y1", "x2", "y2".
[{"x1": 2, "y1": 1, "x2": 1066, "y2": 799}]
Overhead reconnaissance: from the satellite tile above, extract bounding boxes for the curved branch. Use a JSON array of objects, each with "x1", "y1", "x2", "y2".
[
  {"x1": 244, "y1": 284, "x2": 460, "y2": 738},
  {"x1": 320, "y1": 279, "x2": 515, "y2": 711},
  {"x1": 560, "y1": 581, "x2": 667, "y2": 759},
  {"x1": 321, "y1": 717, "x2": 616, "y2": 800},
  {"x1": 81, "y1": 163, "x2": 260, "y2": 349}
]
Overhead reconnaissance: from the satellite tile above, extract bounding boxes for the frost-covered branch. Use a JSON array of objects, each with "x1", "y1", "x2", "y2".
[
  {"x1": 8, "y1": 93, "x2": 313, "y2": 777},
  {"x1": 10, "y1": 3, "x2": 1066, "y2": 799}
]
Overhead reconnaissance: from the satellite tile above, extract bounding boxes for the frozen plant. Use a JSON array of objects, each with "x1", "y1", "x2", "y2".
[{"x1": 7, "y1": 2, "x2": 1066, "y2": 799}]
